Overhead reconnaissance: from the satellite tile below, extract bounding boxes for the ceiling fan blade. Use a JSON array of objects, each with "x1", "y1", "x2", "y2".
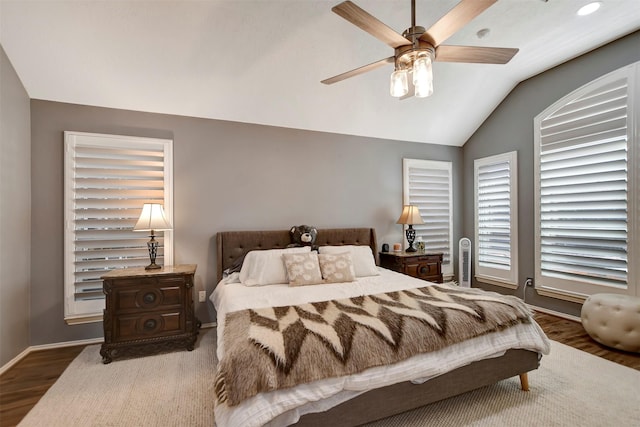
[
  {"x1": 435, "y1": 45, "x2": 518, "y2": 64},
  {"x1": 321, "y1": 56, "x2": 395, "y2": 85},
  {"x1": 332, "y1": 1, "x2": 410, "y2": 49},
  {"x1": 420, "y1": 0, "x2": 497, "y2": 47}
]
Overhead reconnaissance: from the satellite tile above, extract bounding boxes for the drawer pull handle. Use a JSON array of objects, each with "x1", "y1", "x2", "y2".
[
  {"x1": 143, "y1": 319, "x2": 157, "y2": 330},
  {"x1": 143, "y1": 293, "x2": 156, "y2": 304},
  {"x1": 420, "y1": 266, "x2": 430, "y2": 275}
]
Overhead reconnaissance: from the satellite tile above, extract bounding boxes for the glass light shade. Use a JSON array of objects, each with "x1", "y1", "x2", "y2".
[
  {"x1": 413, "y1": 54, "x2": 433, "y2": 98},
  {"x1": 133, "y1": 203, "x2": 172, "y2": 231},
  {"x1": 412, "y1": 55, "x2": 430, "y2": 85},
  {"x1": 390, "y1": 69, "x2": 409, "y2": 97},
  {"x1": 415, "y1": 80, "x2": 433, "y2": 98}
]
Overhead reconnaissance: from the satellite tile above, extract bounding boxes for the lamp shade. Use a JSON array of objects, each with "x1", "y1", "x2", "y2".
[
  {"x1": 396, "y1": 205, "x2": 424, "y2": 225},
  {"x1": 133, "y1": 203, "x2": 172, "y2": 231}
]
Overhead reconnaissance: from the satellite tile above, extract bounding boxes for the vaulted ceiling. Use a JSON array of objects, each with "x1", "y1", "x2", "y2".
[{"x1": 1, "y1": 1, "x2": 639, "y2": 146}]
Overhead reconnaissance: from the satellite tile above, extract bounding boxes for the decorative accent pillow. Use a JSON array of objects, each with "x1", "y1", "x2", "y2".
[
  {"x1": 282, "y1": 252, "x2": 323, "y2": 286},
  {"x1": 318, "y1": 245, "x2": 380, "y2": 277},
  {"x1": 239, "y1": 247, "x2": 311, "y2": 286},
  {"x1": 318, "y1": 252, "x2": 356, "y2": 283}
]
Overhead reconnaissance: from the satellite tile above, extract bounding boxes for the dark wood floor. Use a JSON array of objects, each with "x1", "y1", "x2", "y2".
[
  {"x1": 1, "y1": 312, "x2": 638, "y2": 427},
  {"x1": 532, "y1": 312, "x2": 640, "y2": 369},
  {"x1": 0, "y1": 345, "x2": 85, "y2": 427}
]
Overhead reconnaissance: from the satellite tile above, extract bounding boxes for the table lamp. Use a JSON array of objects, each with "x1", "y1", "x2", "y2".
[
  {"x1": 133, "y1": 203, "x2": 172, "y2": 270},
  {"x1": 396, "y1": 205, "x2": 424, "y2": 252}
]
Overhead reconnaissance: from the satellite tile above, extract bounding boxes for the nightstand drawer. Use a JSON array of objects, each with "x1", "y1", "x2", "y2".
[
  {"x1": 114, "y1": 311, "x2": 184, "y2": 341},
  {"x1": 379, "y1": 251, "x2": 443, "y2": 283},
  {"x1": 113, "y1": 278, "x2": 184, "y2": 312},
  {"x1": 404, "y1": 261, "x2": 438, "y2": 279},
  {"x1": 407, "y1": 255, "x2": 441, "y2": 264}
]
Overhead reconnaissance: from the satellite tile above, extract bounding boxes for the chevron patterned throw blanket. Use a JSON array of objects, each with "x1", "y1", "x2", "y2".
[{"x1": 214, "y1": 284, "x2": 531, "y2": 407}]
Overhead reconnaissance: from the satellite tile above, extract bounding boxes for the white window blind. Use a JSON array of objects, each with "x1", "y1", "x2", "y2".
[
  {"x1": 403, "y1": 159, "x2": 453, "y2": 277},
  {"x1": 474, "y1": 151, "x2": 518, "y2": 287},
  {"x1": 534, "y1": 62, "x2": 639, "y2": 300},
  {"x1": 474, "y1": 151, "x2": 518, "y2": 286},
  {"x1": 64, "y1": 132, "x2": 173, "y2": 324}
]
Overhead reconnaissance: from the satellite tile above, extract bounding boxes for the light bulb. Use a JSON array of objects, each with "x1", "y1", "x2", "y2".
[
  {"x1": 390, "y1": 69, "x2": 408, "y2": 97},
  {"x1": 412, "y1": 54, "x2": 432, "y2": 86},
  {"x1": 414, "y1": 54, "x2": 433, "y2": 98}
]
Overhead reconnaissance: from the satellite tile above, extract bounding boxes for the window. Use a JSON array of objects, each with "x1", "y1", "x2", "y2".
[
  {"x1": 534, "y1": 62, "x2": 639, "y2": 301},
  {"x1": 403, "y1": 158, "x2": 453, "y2": 278},
  {"x1": 64, "y1": 132, "x2": 173, "y2": 324},
  {"x1": 474, "y1": 151, "x2": 518, "y2": 288}
]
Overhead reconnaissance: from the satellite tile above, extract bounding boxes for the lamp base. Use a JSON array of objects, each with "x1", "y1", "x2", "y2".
[
  {"x1": 405, "y1": 225, "x2": 417, "y2": 253},
  {"x1": 145, "y1": 232, "x2": 162, "y2": 270}
]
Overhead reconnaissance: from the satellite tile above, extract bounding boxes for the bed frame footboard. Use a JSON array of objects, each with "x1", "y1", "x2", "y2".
[{"x1": 294, "y1": 349, "x2": 540, "y2": 427}]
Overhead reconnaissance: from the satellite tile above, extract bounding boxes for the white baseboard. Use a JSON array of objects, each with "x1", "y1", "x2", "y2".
[
  {"x1": 30, "y1": 337, "x2": 105, "y2": 352},
  {"x1": 0, "y1": 347, "x2": 32, "y2": 376},
  {"x1": 1, "y1": 322, "x2": 217, "y2": 375},
  {"x1": 528, "y1": 304, "x2": 582, "y2": 323},
  {"x1": 0, "y1": 337, "x2": 104, "y2": 376}
]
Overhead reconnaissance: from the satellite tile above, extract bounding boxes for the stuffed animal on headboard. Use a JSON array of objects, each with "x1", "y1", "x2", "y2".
[{"x1": 288, "y1": 225, "x2": 318, "y2": 250}]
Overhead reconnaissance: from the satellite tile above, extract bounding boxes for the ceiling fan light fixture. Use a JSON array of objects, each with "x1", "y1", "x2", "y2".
[
  {"x1": 390, "y1": 69, "x2": 409, "y2": 97},
  {"x1": 323, "y1": 1, "x2": 517, "y2": 100}
]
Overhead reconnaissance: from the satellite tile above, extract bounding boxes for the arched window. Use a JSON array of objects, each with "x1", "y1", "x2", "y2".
[{"x1": 533, "y1": 62, "x2": 638, "y2": 301}]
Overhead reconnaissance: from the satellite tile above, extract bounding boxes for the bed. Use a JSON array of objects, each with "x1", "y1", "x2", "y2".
[{"x1": 212, "y1": 227, "x2": 550, "y2": 427}]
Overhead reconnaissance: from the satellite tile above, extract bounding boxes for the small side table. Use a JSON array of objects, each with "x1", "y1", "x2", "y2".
[
  {"x1": 100, "y1": 264, "x2": 201, "y2": 364},
  {"x1": 379, "y1": 251, "x2": 443, "y2": 283}
]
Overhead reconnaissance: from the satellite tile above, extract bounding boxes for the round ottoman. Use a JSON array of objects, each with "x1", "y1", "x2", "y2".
[{"x1": 581, "y1": 293, "x2": 640, "y2": 353}]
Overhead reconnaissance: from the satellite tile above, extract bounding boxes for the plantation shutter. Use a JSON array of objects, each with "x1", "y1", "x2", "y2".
[
  {"x1": 474, "y1": 152, "x2": 518, "y2": 286},
  {"x1": 64, "y1": 132, "x2": 173, "y2": 323},
  {"x1": 403, "y1": 159, "x2": 453, "y2": 276},
  {"x1": 535, "y1": 69, "x2": 631, "y2": 296}
]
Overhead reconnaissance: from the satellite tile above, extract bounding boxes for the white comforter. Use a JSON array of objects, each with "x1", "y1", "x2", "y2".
[{"x1": 211, "y1": 267, "x2": 550, "y2": 427}]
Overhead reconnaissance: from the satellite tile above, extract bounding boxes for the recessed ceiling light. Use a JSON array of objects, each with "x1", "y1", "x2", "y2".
[{"x1": 577, "y1": 2, "x2": 601, "y2": 16}]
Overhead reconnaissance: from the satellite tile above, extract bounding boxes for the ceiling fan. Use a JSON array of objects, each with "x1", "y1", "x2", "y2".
[{"x1": 321, "y1": 0, "x2": 518, "y2": 99}]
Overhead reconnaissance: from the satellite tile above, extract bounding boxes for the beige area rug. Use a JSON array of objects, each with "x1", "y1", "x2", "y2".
[
  {"x1": 18, "y1": 328, "x2": 218, "y2": 427},
  {"x1": 19, "y1": 329, "x2": 640, "y2": 427}
]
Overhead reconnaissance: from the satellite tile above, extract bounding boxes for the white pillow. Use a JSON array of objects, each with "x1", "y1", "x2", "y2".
[
  {"x1": 318, "y1": 245, "x2": 379, "y2": 277},
  {"x1": 239, "y1": 247, "x2": 311, "y2": 286}
]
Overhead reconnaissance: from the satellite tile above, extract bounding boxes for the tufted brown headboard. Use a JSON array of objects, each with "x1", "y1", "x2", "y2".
[{"x1": 216, "y1": 228, "x2": 378, "y2": 283}]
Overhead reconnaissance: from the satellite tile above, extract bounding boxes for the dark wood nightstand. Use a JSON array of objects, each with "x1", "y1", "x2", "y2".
[
  {"x1": 379, "y1": 251, "x2": 443, "y2": 283},
  {"x1": 100, "y1": 264, "x2": 201, "y2": 364}
]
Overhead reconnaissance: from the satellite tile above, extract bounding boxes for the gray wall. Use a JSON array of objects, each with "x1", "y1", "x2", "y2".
[
  {"x1": 462, "y1": 31, "x2": 640, "y2": 317},
  {"x1": 30, "y1": 100, "x2": 462, "y2": 345},
  {"x1": 0, "y1": 45, "x2": 31, "y2": 365}
]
